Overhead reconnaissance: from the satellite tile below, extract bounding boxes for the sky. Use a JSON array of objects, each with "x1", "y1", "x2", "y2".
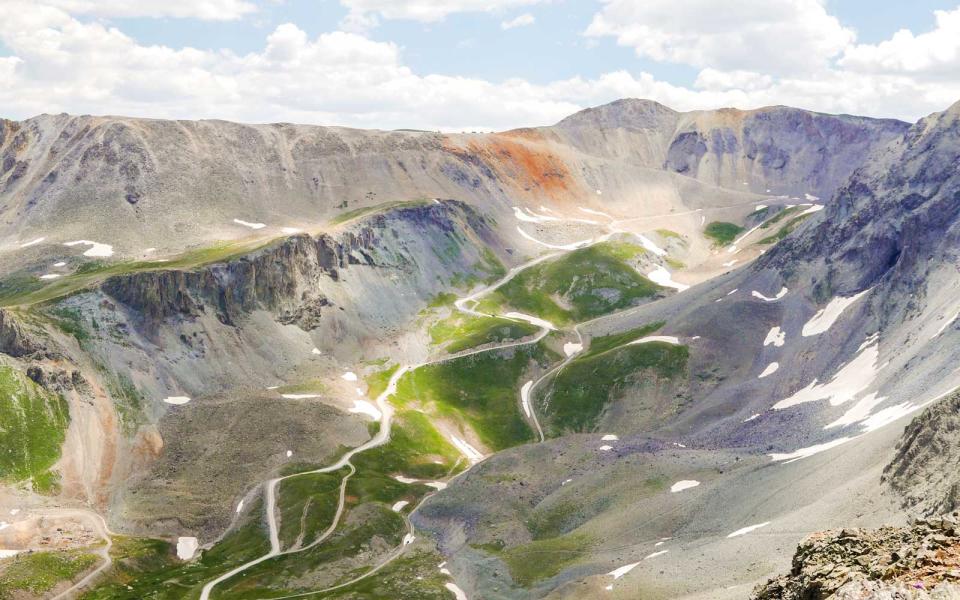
[{"x1": 1, "y1": 0, "x2": 960, "y2": 130}]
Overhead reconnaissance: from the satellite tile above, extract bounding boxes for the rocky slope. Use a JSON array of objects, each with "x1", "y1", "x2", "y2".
[{"x1": 0, "y1": 100, "x2": 905, "y2": 274}]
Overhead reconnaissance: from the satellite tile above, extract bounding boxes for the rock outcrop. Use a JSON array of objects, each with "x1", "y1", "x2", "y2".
[
  {"x1": 884, "y1": 391, "x2": 960, "y2": 517},
  {"x1": 754, "y1": 517, "x2": 960, "y2": 600}
]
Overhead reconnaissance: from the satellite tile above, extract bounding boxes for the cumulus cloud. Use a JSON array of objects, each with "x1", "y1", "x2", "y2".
[
  {"x1": 841, "y1": 6, "x2": 960, "y2": 77},
  {"x1": 0, "y1": 0, "x2": 958, "y2": 129},
  {"x1": 585, "y1": 0, "x2": 854, "y2": 76},
  {"x1": 501, "y1": 13, "x2": 536, "y2": 30},
  {"x1": 339, "y1": 0, "x2": 544, "y2": 25},
  {"x1": 39, "y1": 0, "x2": 257, "y2": 20}
]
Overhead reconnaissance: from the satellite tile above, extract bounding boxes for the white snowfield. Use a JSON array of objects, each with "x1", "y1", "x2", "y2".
[
  {"x1": 722, "y1": 259, "x2": 738, "y2": 267},
  {"x1": 64, "y1": 240, "x2": 114, "y2": 257},
  {"x1": 802, "y1": 289, "x2": 872, "y2": 336},
  {"x1": 608, "y1": 562, "x2": 640, "y2": 579},
  {"x1": 598, "y1": 445, "x2": 613, "y2": 451},
  {"x1": 579, "y1": 207, "x2": 613, "y2": 219},
  {"x1": 629, "y1": 335, "x2": 680, "y2": 345},
  {"x1": 563, "y1": 342, "x2": 583, "y2": 357},
  {"x1": 391, "y1": 500, "x2": 409, "y2": 512},
  {"x1": 20, "y1": 237, "x2": 45, "y2": 248},
  {"x1": 764, "y1": 326, "x2": 786, "y2": 347},
  {"x1": 341, "y1": 371, "x2": 358, "y2": 382},
  {"x1": 637, "y1": 234, "x2": 667, "y2": 257},
  {"x1": 0, "y1": 550, "x2": 19, "y2": 558},
  {"x1": 516, "y1": 226, "x2": 591, "y2": 251},
  {"x1": 520, "y1": 381, "x2": 534, "y2": 418},
  {"x1": 233, "y1": 219, "x2": 266, "y2": 229},
  {"x1": 504, "y1": 312, "x2": 557, "y2": 331},
  {"x1": 758, "y1": 362, "x2": 780, "y2": 378},
  {"x1": 727, "y1": 522, "x2": 770, "y2": 538},
  {"x1": 644, "y1": 550, "x2": 669, "y2": 559},
  {"x1": 772, "y1": 336, "x2": 880, "y2": 411},
  {"x1": 348, "y1": 400, "x2": 381, "y2": 420},
  {"x1": 752, "y1": 287, "x2": 788, "y2": 302},
  {"x1": 648, "y1": 266, "x2": 689, "y2": 291},
  {"x1": 163, "y1": 396, "x2": 191, "y2": 405},
  {"x1": 744, "y1": 413, "x2": 761, "y2": 423},
  {"x1": 670, "y1": 480, "x2": 700, "y2": 493},
  {"x1": 449, "y1": 434, "x2": 484, "y2": 464},
  {"x1": 176, "y1": 537, "x2": 199, "y2": 560},
  {"x1": 40, "y1": 273, "x2": 61, "y2": 280},
  {"x1": 513, "y1": 206, "x2": 558, "y2": 223},
  {"x1": 935, "y1": 312, "x2": 960, "y2": 338},
  {"x1": 445, "y1": 582, "x2": 469, "y2": 600},
  {"x1": 601, "y1": 434, "x2": 619, "y2": 441},
  {"x1": 281, "y1": 394, "x2": 321, "y2": 400}
]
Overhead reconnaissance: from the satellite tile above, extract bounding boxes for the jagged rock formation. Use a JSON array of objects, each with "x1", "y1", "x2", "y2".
[
  {"x1": 884, "y1": 391, "x2": 960, "y2": 517},
  {"x1": 753, "y1": 517, "x2": 960, "y2": 600}
]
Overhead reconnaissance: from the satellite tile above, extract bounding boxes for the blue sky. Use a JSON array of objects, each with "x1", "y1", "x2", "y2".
[{"x1": 2, "y1": 1, "x2": 960, "y2": 129}]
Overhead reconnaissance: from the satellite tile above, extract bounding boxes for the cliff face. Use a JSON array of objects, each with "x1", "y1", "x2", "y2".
[
  {"x1": 883, "y1": 392, "x2": 960, "y2": 517},
  {"x1": 98, "y1": 200, "x2": 495, "y2": 335}
]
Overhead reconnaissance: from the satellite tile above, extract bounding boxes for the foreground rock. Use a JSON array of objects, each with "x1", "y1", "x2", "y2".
[{"x1": 753, "y1": 517, "x2": 960, "y2": 599}]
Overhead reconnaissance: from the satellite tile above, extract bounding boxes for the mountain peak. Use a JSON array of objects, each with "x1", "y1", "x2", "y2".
[{"x1": 555, "y1": 98, "x2": 678, "y2": 131}]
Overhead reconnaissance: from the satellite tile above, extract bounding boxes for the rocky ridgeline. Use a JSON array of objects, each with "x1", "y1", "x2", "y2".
[{"x1": 753, "y1": 517, "x2": 960, "y2": 599}]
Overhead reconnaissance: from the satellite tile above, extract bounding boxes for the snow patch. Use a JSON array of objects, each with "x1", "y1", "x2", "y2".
[
  {"x1": 563, "y1": 342, "x2": 583, "y2": 357},
  {"x1": 0, "y1": 550, "x2": 19, "y2": 558},
  {"x1": 177, "y1": 537, "x2": 199, "y2": 560},
  {"x1": 644, "y1": 550, "x2": 669, "y2": 559},
  {"x1": 579, "y1": 207, "x2": 612, "y2": 219},
  {"x1": 286, "y1": 450, "x2": 292, "y2": 457},
  {"x1": 601, "y1": 434, "x2": 619, "y2": 441},
  {"x1": 233, "y1": 218, "x2": 265, "y2": 230},
  {"x1": 802, "y1": 289, "x2": 871, "y2": 336},
  {"x1": 311, "y1": 348, "x2": 322, "y2": 355},
  {"x1": 636, "y1": 235, "x2": 667, "y2": 257},
  {"x1": 39, "y1": 274, "x2": 61, "y2": 280},
  {"x1": 449, "y1": 435, "x2": 484, "y2": 464},
  {"x1": 520, "y1": 381, "x2": 533, "y2": 418},
  {"x1": 281, "y1": 394, "x2": 321, "y2": 400},
  {"x1": 934, "y1": 312, "x2": 960, "y2": 338},
  {"x1": 516, "y1": 226, "x2": 591, "y2": 250},
  {"x1": 53, "y1": 261, "x2": 66, "y2": 267},
  {"x1": 722, "y1": 260, "x2": 738, "y2": 267},
  {"x1": 64, "y1": 240, "x2": 113, "y2": 257},
  {"x1": 281, "y1": 227, "x2": 301, "y2": 234},
  {"x1": 236, "y1": 500, "x2": 244, "y2": 513},
  {"x1": 764, "y1": 327, "x2": 785, "y2": 347},
  {"x1": 341, "y1": 371, "x2": 358, "y2": 382},
  {"x1": 608, "y1": 562, "x2": 640, "y2": 579},
  {"x1": 513, "y1": 206, "x2": 558, "y2": 223},
  {"x1": 504, "y1": 311, "x2": 557, "y2": 331},
  {"x1": 670, "y1": 480, "x2": 700, "y2": 493},
  {"x1": 348, "y1": 399, "x2": 382, "y2": 420},
  {"x1": 163, "y1": 396, "x2": 191, "y2": 405},
  {"x1": 752, "y1": 287, "x2": 788, "y2": 302},
  {"x1": 445, "y1": 583, "x2": 468, "y2": 600},
  {"x1": 402, "y1": 533, "x2": 415, "y2": 546},
  {"x1": 647, "y1": 266, "x2": 689, "y2": 291},
  {"x1": 743, "y1": 413, "x2": 761, "y2": 423},
  {"x1": 392, "y1": 501, "x2": 409, "y2": 512},
  {"x1": 598, "y1": 445, "x2": 613, "y2": 451},
  {"x1": 629, "y1": 335, "x2": 680, "y2": 346},
  {"x1": 20, "y1": 237, "x2": 45, "y2": 248},
  {"x1": 393, "y1": 475, "x2": 418, "y2": 484},
  {"x1": 758, "y1": 362, "x2": 780, "y2": 378},
  {"x1": 727, "y1": 522, "x2": 770, "y2": 538},
  {"x1": 772, "y1": 337, "x2": 880, "y2": 411}
]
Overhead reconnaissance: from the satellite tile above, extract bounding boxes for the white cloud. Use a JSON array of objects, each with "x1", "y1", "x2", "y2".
[
  {"x1": 585, "y1": 0, "x2": 854, "y2": 76},
  {"x1": 39, "y1": 0, "x2": 257, "y2": 20},
  {"x1": 339, "y1": 0, "x2": 544, "y2": 24},
  {"x1": 841, "y1": 6, "x2": 960, "y2": 77},
  {"x1": 0, "y1": 0, "x2": 958, "y2": 130},
  {"x1": 502, "y1": 13, "x2": 535, "y2": 30}
]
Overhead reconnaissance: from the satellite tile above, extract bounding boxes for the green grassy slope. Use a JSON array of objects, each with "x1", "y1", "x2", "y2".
[
  {"x1": 0, "y1": 365, "x2": 70, "y2": 492},
  {"x1": 478, "y1": 242, "x2": 662, "y2": 325}
]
